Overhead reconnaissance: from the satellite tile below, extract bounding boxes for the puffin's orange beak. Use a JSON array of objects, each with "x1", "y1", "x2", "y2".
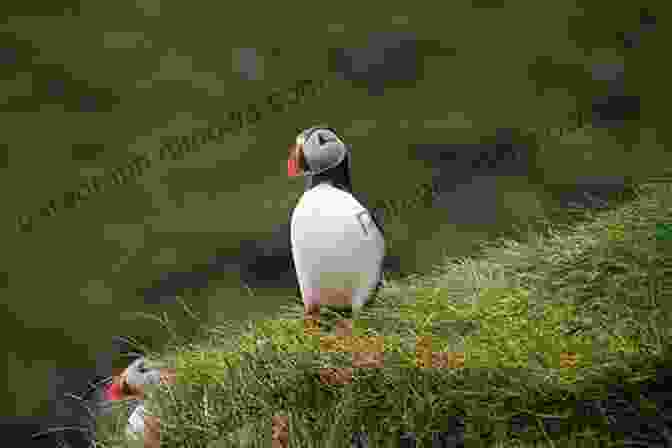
[
  {"x1": 105, "y1": 380, "x2": 125, "y2": 401},
  {"x1": 104, "y1": 364, "x2": 130, "y2": 400},
  {"x1": 288, "y1": 158, "x2": 299, "y2": 177},
  {"x1": 287, "y1": 144, "x2": 303, "y2": 177}
]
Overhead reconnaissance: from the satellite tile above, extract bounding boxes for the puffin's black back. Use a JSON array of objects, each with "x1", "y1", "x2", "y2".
[{"x1": 304, "y1": 152, "x2": 352, "y2": 193}]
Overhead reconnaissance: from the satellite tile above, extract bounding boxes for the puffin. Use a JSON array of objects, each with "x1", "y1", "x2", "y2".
[
  {"x1": 287, "y1": 126, "x2": 386, "y2": 334},
  {"x1": 103, "y1": 357, "x2": 174, "y2": 448}
]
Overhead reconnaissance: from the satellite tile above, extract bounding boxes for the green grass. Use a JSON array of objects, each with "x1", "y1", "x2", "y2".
[{"x1": 96, "y1": 181, "x2": 672, "y2": 447}]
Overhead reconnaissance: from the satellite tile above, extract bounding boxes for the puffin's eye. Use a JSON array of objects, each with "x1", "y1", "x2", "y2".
[{"x1": 317, "y1": 132, "x2": 336, "y2": 146}]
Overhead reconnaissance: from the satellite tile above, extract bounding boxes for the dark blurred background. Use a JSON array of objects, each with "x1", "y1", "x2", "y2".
[{"x1": 0, "y1": 2, "x2": 667, "y2": 445}]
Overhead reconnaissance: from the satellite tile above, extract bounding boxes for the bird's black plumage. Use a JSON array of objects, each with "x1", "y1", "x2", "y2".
[{"x1": 304, "y1": 151, "x2": 385, "y2": 237}]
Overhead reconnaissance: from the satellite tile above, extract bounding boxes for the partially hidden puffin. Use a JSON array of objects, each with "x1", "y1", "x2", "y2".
[
  {"x1": 103, "y1": 357, "x2": 175, "y2": 448},
  {"x1": 287, "y1": 126, "x2": 385, "y2": 334}
]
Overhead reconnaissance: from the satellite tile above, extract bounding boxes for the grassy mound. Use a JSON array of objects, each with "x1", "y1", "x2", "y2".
[{"x1": 97, "y1": 181, "x2": 672, "y2": 447}]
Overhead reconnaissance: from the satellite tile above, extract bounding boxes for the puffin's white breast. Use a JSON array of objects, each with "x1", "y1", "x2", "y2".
[{"x1": 290, "y1": 183, "x2": 385, "y2": 310}]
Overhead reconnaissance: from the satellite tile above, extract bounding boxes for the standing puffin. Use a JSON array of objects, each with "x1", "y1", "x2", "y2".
[{"x1": 287, "y1": 126, "x2": 385, "y2": 334}]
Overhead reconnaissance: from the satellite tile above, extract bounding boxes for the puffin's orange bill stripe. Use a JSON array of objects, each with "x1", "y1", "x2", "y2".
[
  {"x1": 288, "y1": 143, "x2": 305, "y2": 176},
  {"x1": 105, "y1": 381, "x2": 124, "y2": 401},
  {"x1": 288, "y1": 158, "x2": 300, "y2": 176}
]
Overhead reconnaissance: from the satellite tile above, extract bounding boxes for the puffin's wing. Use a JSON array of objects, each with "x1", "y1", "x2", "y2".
[
  {"x1": 349, "y1": 190, "x2": 385, "y2": 237},
  {"x1": 369, "y1": 205, "x2": 385, "y2": 237},
  {"x1": 347, "y1": 190, "x2": 387, "y2": 294}
]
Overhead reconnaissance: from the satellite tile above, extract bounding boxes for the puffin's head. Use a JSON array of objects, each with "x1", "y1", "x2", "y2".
[
  {"x1": 287, "y1": 127, "x2": 349, "y2": 177},
  {"x1": 106, "y1": 357, "x2": 175, "y2": 400}
]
